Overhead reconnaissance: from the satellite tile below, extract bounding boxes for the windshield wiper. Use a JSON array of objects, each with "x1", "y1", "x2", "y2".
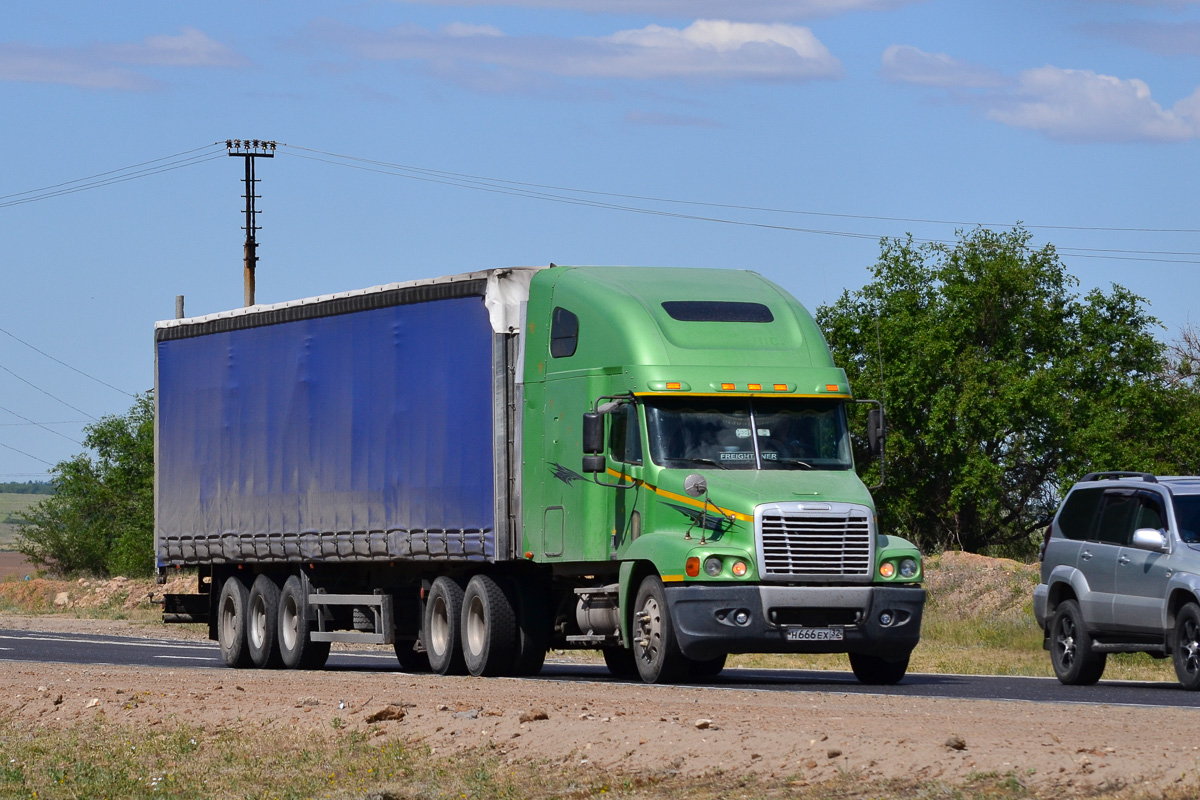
[
  {"x1": 671, "y1": 457, "x2": 727, "y2": 469},
  {"x1": 769, "y1": 457, "x2": 814, "y2": 470}
]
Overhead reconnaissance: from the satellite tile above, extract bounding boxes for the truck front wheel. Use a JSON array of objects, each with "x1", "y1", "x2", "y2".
[
  {"x1": 425, "y1": 576, "x2": 467, "y2": 675},
  {"x1": 632, "y1": 575, "x2": 685, "y2": 684},
  {"x1": 217, "y1": 576, "x2": 252, "y2": 668},
  {"x1": 278, "y1": 575, "x2": 330, "y2": 670},
  {"x1": 848, "y1": 652, "x2": 909, "y2": 685}
]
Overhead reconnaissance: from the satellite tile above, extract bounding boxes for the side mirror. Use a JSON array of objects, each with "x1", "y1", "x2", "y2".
[
  {"x1": 683, "y1": 473, "x2": 708, "y2": 498},
  {"x1": 582, "y1": 412, "x2": 604, "y2": 455},
  {"x1": 867, "y1": 407, "x2": 885, "y2": 458},
  {"x1": 1131, "y1": 528, "x2": 1169, "y2": 553},
  {"x1": 582, "y1": 454, "x2": 606, "y2": 474}
]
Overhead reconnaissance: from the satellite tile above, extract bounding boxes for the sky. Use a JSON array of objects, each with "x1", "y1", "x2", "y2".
[{"x1": 2, "y1": 0, "x2": 1200, "y2": 479}]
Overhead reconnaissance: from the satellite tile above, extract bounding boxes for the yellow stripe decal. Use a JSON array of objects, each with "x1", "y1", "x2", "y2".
[{"x1": 605, "y1": 468, "x2": 754, "y2": 523}]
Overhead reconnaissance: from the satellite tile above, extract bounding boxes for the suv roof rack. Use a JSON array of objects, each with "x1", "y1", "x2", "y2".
[{"x1": 1080, "y1": 471, "x2": 1158, "y2": 483}]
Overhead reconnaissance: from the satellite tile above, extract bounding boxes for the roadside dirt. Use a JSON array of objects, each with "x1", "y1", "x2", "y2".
[{"x1": 3, "y1": 553, "x2": 1199, "y2": 796}]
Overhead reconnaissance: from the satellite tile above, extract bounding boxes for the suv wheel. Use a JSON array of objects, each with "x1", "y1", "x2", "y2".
[
  {"x1": 1172, "y1": 603, "x2": 1200, "y2": 691},
  {"x1": 1049, "y1": 599, "x2": 1106, "y2": 685}
]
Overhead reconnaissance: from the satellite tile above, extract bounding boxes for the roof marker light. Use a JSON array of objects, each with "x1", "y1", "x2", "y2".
[
  {"x1": 721, "y1": 383, "x2": 735, "y2": 391},
  {"x1": 773, "y1": 384, "x2": 788, "y2": 391},
  {"x1": 748, "y1": 383, "x2": 762, "y2": 391},
  {"x1": 825, "y1": 384, "x2": 840, "y2": 392},
  {"x1": 666, "y1": 382, "x2": 682, "y2": 390}
]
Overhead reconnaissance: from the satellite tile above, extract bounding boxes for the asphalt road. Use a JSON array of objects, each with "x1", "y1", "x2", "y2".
[{"x1": 2, "y1": 627, "x2": 1198, "y2": 709}]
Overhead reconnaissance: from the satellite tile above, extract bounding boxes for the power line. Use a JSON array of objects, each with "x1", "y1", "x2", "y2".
[
  {"x1": 0, "y1": 441, "x2": 54, "y2": 467},
  {"x1": 0, "y1": 146, "x2": 225, "y2": 210},
  {"x1": 0, "y1": 405, "x2": 83, "y2": 446},
  {"x1": 0, "y1": 421, "x2": 88, "y2": 427},
  {"x1": 282, "y1": 143, "x2": 1200, "y2": 237},
  {"x1": 0, "y1": 362, "x2": 96, "y2": 420},
  {"x1": 279, "y1": 143, "x2": 1200, "y2": 264},
  {"x1": 0, "y1": 325, "x2": 134, "y2": 398}
]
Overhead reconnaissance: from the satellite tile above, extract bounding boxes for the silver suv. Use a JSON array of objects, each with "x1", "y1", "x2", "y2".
[{"x1": 1034, "y1": 472, "x2": 1200, "y2": 688}]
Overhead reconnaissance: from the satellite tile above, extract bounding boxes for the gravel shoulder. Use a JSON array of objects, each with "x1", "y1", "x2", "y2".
[{"x1": 3, "y1": 613, "x2": 1199, "y2": 796}]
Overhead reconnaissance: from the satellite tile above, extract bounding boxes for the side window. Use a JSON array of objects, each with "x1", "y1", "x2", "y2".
[
  {"x1": 1133, "y1": 494, "x2": 1166, "y2": 532},
  {"x1": 1095, "y1": 491, "x2": 1137, "y2": 545},
  {"x1": 608, "y1": 404, "x2": 643, "y2": 465},
  {"x1": 1058, "y1": 488, "x2": 1103, "y2": 541},
  {"x1": 550, "y1": 307, "x2": 579, "y2": 358}
]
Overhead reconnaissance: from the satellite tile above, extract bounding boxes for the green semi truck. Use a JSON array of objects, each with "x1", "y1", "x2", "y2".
[{"x1": 157, "y1": 265, "x2": 924, "y2": 684}]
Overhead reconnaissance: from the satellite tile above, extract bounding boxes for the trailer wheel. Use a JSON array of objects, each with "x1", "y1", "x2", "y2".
[
  {"x1": 462, "y1": 574, "x2": 517, "y2": 677},
  {"x1": 278, "y1": 575, "x2": 330, "y2": 670},
  {"x1": 247, "y1": 575, "x2": 283, "y2": 668},
  {"x1": 217, "y1": 575, "x2": 252, "y2": 668},
  {"x1": 848, "y1": 652, "x2": 909, "y2": 685},
  {"x1": 508, "y1": 578, "x2": 548, "y2": 676},
  {"x1": 632, "y1": 575, "x2": 685, "y2": 684},
  {"x1": 425, "y1": 577, "x2": 467, "y2": 675},
  {"x1": 393, "y1": 640, "x2": 430, "y2": 673}
]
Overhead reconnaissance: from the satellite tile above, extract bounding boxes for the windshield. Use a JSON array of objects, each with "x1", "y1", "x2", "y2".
[
  {"x1": 644, "y1": 396, "x2": 853, "y2": 471},
  {"x1": 1173, "y1": 495, "x2": 1200, "y2": 543}
]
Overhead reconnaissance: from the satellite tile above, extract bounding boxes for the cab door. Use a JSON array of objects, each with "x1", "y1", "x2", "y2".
[
  {"x1": 606, "y1": 402, "x2": 645, "y2": 556},
  {"x1": 1078, "y1": 490, "x2": 1137, "y2": 628}
]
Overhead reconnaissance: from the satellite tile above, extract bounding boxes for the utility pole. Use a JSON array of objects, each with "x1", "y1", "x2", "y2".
[{"x1": 226, "y1": 139, "x2": 276, "y2": 307}]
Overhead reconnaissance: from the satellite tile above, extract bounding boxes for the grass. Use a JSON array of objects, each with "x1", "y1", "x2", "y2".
[
  {"x1": 3, "y1": 716, "x2": 1194, "y2": 800},
  {"x1": 0, "y1": 493, "x2": 42, "y2": 550}
]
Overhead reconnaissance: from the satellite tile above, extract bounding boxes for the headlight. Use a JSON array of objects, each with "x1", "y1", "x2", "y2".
[
  {"x1": 899, "y1": 557, "x2": 919, "y2": 579},
  {"x1": 703, "y1": 556, "x2": 722, "y2": 577}
]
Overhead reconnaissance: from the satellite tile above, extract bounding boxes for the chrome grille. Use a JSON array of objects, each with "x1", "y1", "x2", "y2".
[{"x1": 757, "y1": 506, "x2": 872, "y2": 581}]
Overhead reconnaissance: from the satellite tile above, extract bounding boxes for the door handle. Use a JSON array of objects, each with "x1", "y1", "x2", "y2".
[
  {"x1": 1080, "y1": 550, "x2": 1093, "y2": 561},
  {"x1": 1118, "y1": 555, "x2": 1131, "y2": 565}
]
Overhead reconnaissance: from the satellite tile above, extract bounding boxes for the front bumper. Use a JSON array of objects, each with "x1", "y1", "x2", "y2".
[{"x1": 665, "y1": 583, "x2": 925, "y2": 661}]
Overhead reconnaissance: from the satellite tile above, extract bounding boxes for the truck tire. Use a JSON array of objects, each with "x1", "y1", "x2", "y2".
[
  {"x1": 632, "y1": 575, "x2": 685, "y2": 684},
  {"x1": 393, "y1": 640, "x2": 430, "y2": 673},
  {"x1": 247, "y1": 575, "x2": 283, "y2": 669},
  {"x1": 1172, "y1": 603, "x2": 1200, "y2": 690},
  {"x1": 1049, "y1": 599, "x2": 1106, "y2": 685},
  {"x1": 425, "y1": 576, "x2": 468, "y2": 675},
  {"x1": 217, "y1": 575, "x2": 252, "y2": 668},
  {"x1": 462, "y1": 574, "x2": 517, "y2": 677},
  {"x1": 602, "y1": 647, "x2": 638, "y2": 679},
  {"x1": 848, "y1": 652, "x2": 909, "y2": 685},
  {"x1": 509, "y1": 578, "x2": 548, "y2": 676},
  {"x1": 278, "y1": 575, "x2": 330, "y2": 670},
  {"x1": 687, "y1": 653, "x2": 727, "y2": 680}
]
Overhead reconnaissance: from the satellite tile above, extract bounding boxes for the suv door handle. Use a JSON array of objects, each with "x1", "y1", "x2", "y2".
[
  {"x1": 1118, "y1": 555, "x2": 1131, "y2": 565},
  {"x1": 1080, "y1": 550, "x2": 1093, "y2": 561}
]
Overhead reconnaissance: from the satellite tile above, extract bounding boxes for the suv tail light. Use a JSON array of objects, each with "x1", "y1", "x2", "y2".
[{"x1": 1039, "y1": 523, "x2": 1052, "y2": 562}]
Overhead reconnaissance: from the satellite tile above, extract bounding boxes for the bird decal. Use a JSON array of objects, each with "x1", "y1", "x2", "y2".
[{"x1": 549, "y1": 463, "x2": 586, "y2": 486}]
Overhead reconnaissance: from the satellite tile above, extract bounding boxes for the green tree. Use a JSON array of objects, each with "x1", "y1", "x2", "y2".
[
  {"x1": 818, "y1": 227, "x2": 1200, "y2": 557},
  {"x1": 16, "y1": 394, "x2": 154, "y2": 576}
]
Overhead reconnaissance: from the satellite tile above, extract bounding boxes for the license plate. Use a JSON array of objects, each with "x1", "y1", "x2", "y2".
[{"x1": 785, "y1": 627, "x2": 844, "y2": 642}]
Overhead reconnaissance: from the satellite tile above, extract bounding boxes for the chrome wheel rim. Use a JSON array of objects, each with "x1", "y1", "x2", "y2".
[
  {"x1": 429, "y1": 595, "x2": 450, "y2": 657},
  {"x1": 636, "y1": 595, "x2": 664, "y2": 666},
  {"x1": 466, "y1": 595, "x2": 486, "y2": 657},
  {"x1": 1180, "y1": 619, "x2": 1200, "y2": 677},
  {"x1": 1055, "y1": 615, "x2": 1077, "y2": 671}
]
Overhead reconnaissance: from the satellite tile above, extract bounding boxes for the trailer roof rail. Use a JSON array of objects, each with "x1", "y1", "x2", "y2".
[{"x1": 1079, "y1": 471, "x2": 1158, "y2": 484}]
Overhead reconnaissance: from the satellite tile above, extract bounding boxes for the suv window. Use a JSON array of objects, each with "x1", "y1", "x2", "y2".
[
  {"x1": 1095, "y1": 492, "x2": 1137, "y2": 544},
  {"x1": 1173, "y1": 495, "x2": 1200, "y2": 543},
  {"x1": 1132, "y1": 494, "x2": 1166, "y2": 532},
  {"x1": 1058, "y1": 487, "x2": 1103, "y2": 540}
]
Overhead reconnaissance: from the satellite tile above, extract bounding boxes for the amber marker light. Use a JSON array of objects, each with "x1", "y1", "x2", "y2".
[
  {"x1": 825, "y1": 384, "x2": 840, "y2": 392},
  {"x1": 721, "y1": 383, "x2": 735, "y2": 391},
  {"x1": 685, "y1": 557, "x2": 700, "y2": 577},
  {"x1": 666, "y1": 381, "x2": 682, "y2": 390},
  {"x1": 748, "y1": 383, "x2": 762, "y2": 391},
  {"x1": 773, "y1": 384, "x2": 788, "y2": 391},
  {"x1": 731, "y1": 561, "x2": 748, "y2": 577},
  {"x1": 879, "y1": 561, "x2": 896, "y2": 578}
]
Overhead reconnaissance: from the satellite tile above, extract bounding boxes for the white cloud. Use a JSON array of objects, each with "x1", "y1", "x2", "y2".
[
  {"x1": 881, "y1": 44, "x2": 1007, "y2": 88},
  {"x1": 324, "y1": 19, "x2": 841, "y2": 86},
  {"x1": 0, "y1": 28, "x2": 247, "y2": 90},
  {"x1": 390, "y1": 0, "x2": 921, "y2": 22},
  {"x1": 989, "y1": 66, "x2": 1199, "y2": 142},
  {"x1": 883, "y1": 44, "x2": 1200, "y2": 142}
]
